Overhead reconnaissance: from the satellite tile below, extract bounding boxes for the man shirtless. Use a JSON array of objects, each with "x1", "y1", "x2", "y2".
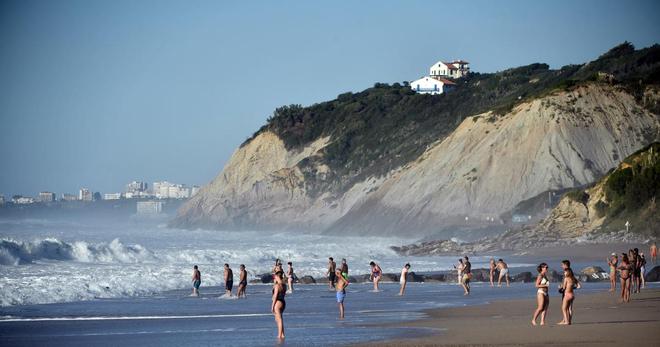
[
  {"x1": 224, "y1": 263, "x2": 234, "y2": 297},
  {"x1": 191, "y1": 265, "x2": 201, "y2": 296},
  {"x1": 497, "y1": 259, "x2": 509, "y2": 287},
  {"x1": 335, "y1": 269, "x2": 347, "y2": 319},
  {"x1": 327, "y1": 257, "x2": 337, "y2": 289},
  {"x1": 237, "y1": 264, "x2": 247, "y2": 298},
  {"x1": 651, "y1": 242, "x2": 657, "y2": 264},
  {"x1": 461, "y1": 256, "x2": 472, "y2": 295}
]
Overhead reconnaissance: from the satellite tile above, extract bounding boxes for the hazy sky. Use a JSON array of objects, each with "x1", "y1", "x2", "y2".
[{"x1": 1, "y1": 0, "x2": 659, "y2": 197}]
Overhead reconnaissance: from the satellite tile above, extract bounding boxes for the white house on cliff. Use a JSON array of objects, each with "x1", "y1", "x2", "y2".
[
  {"x1": 410, "y1": 59, "x2": 469, "y2": 95},
  {"x1": 410, "y1": 76, "x2": 456, "y2": 95}
]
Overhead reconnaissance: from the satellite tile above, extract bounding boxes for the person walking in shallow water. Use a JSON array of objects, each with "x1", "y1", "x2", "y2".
[
  {"x1": 369, "y1": 261, "x2": 382, "y2": 291},
  {"x1": 531, "y1": 263, "x2": 549, "y2": 326},
  {"x1": 271, "y1": 272, "x2": 286, "y2": 340},
  {"x1": 224, "y1": 263, "x2": 233, "y2": 297},
  {"x1": 454, "y1": 259, "x2": 464, "y2": 285},
  {"x1": 497, "y1": 259, "x2": 509, "y2": 287},
  {"x1": 237, "y1": 264, "x2": 247, "y2": 298},
  {"x1": 327, "y1": 257, "x2": 337, "y2": 290},
  {"x1": 191, "y1": 265, "x2": 201, "y2": 297},
  {"x1": 461, "y1": 256, "x2": 472, "y2": 296},
  {"x1": 286, "y1": 262, "x2": 294, "y2": 294},
  {"x1": 399, "y1": 263, "x2": 410, "y2": 296}
]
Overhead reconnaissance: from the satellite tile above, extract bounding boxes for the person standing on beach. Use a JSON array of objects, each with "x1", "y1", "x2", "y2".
[
  {"x1": 273, "y1": 259, "x2": 283, "y2": 276},
  {"x1": 628, "y1": 249, "x2": 638, "y2": 294},
  {"x1": 286, "y1": 262, "x2": 294, "y2": 294},
  {"x1": 489, "y1": 258, "x2": 496, "y2": 287},
  {"x1": 651, "y1": 241, "x2": 657, "y2": 264},
  {"x1": 191, "y1": 265, "x2": 201, "y2": 297},
  {"x1": 454, "y1": 259, "x2": 464, "y2": 285},
  {"x1": 497, "y1": 259, "x2": 509, "y2": 287},
  {"x1": 634, "y1": 248, "x2": 643, "y2": 293},
  {"x1": 224, "y1": 264, "x2": 234, "y2": 297},
  {"x1": 532, "y1": 263, "x2": 549, "y2": 326},
  {"x1": 369, "y1": 261, "x2": 382, "y2": 291},
  {"x1": 399, "y1": 263, "x2": 410, "y2": 296},
  {"x1": 237, "y1": 264, "x2": 247, "y2": 298},
  {"x1": 558, "y1": 260, "x2": 580, "y2": 317},
  {"x1": 639, "y1": 253, "x2": 647, "y2": 289},
  {"x1": 618, "y1": 253, "x2": 632, "y2": 303},
  {"x1": 558, "y1": 267, "x2": 577, "y2": 325},
  {"x1": 271, "y1": 271, "x2": 286, "y2": 340},
  {"x1": 341, "y1": 258, "x2": 349, "y2": 281},
  {"x1": 335, "y1": 269, "x2": 347, "y2": 319},
  {"x1": 607, "y1": 253, "x2": 618, "y2": 292},
  {"x1": 461, "y1": 256, "x2": 472, "y2": 295},
  {"x1": 327, "y1": 257, "x2": 337, "y2": 290}
]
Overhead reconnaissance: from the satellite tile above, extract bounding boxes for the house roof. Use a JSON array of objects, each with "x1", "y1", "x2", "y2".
[
  {"x1": 431, "y1": 76, "x2": 457, "y2": 85},
  {"x1": 452, "y1": 59, "x2": 470, "y2": 64},
  {"x1": 443, "y1": 62, "x2": 458, "y2": 70}
]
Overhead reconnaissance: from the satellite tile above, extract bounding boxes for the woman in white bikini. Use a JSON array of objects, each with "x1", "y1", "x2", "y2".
[
  {"x1": 532, "y1": 263, "x2": 549, "y2": 326},
  {"x1": 454, "y1": 259, "x2": 464, "y2": 285},
  {"x1": 286, "y1": 262, "x2": 294, "y2": 294}
]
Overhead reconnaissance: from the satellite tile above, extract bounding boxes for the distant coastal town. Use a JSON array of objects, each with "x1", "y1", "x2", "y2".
[{"x1": 0, "y1": 180, "x2": 199, "y2": 208}]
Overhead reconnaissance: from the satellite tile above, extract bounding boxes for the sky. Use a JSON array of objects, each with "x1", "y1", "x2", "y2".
[{"x1": 0, "y1": 0, "x2": 659, "y2": 198}]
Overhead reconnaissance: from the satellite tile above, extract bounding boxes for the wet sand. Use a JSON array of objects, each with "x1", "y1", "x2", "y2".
[{"x1": 359, "y1": 288, "x2": 660, "y2": 347}]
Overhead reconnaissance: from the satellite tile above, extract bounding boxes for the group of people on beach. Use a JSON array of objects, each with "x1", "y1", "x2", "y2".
[
  {"x1": 531, "y1": 259, "x2": 580, "y2": 326},
  {"x1": 190, "y1": 263, "x2": 248, "y2": 299},
  {"x1": 607, "y1": 247, "x2": 649, "y2": 303},
  {"x1": 187, "y1": 241, "x2": 656, "y2": 339}
]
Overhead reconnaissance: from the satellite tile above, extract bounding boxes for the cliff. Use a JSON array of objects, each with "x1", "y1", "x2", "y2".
[{"x1": 171, "y1": 43, "x2": 660, "y2": 236}]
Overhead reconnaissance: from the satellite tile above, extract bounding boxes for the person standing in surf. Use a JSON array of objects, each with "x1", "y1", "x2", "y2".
[
  {"x1": 237, "y1": 264, "x2": 247, "y2": 298},
  {"x1": 369, "y1": 261, "x2": 382, "y2": 291},
  {"x1": 271, "y1": 271, "x2": 286, "y2": 340},
  {"x1": 191, "y1": 265, "x2": 201, "y2": 297},
  {"x1": 454, "y1": 259, "x2": 464, "y2": 285},
  {"x1": 607, "y1": 253, "x2": 618, "y2": 292},
  {"x1": 497, "y1": 259, "x2": 510, "y2": 287},
  {"x1": 461, "y1": 256, "x2": 472, "y2": 295},
  {"x1": 399, "y1": 263, "x2": 410, "y2": 296},
  {"x1": 286, "y1": 262, "x2": 294, "y2": 294},
  {"x1": 489, "y1": 258, "x2": 496, "y2": 287},
  {"x1": 335, "y1": 269, "x2": 348, "y2": 319},
  {"x1": 224, "y1": 263, "x2": 234, "y2": 297},
  {"x1": 327, "y1": 257, "x2": 337, "y2": 290}
]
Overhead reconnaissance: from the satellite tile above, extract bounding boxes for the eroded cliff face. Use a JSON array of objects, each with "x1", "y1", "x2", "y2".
[{"x1": 172, "y1": 84, "x2": 659, "y2": 234}]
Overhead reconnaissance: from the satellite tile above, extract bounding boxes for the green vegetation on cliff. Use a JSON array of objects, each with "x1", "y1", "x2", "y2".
[{"x1": 244, "y1": 43, "x2": 660, "y2": 196}]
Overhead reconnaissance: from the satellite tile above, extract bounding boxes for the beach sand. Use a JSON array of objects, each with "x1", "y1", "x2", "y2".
[{"x1": 359, "y1": 288, "x2": 660, "y2": 347}]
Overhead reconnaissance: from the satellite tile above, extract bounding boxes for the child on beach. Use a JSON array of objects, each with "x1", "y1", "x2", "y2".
[
  {"x1": 369, "y1": 261, "x2": 382, "y2": 291},
  {"x1": 399, "y1": 263, "x2": 410, "y2": 296},
  {"x1": 532, "y1": 263, "x2": 549, "y2": 326},
  {"x1": 191, "y1": 265, "x2": 201, "y2": 297},
  {"x1": 237, "y1": 264, "x2": 247, "y2": 298},
  {"x1": 489, "y1": 258, "x2": 496, "y2": 287}
]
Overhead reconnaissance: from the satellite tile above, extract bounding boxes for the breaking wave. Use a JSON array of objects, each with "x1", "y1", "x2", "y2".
[{"x1": 0, "y1": 238, "x2": 155, "y2": 265}]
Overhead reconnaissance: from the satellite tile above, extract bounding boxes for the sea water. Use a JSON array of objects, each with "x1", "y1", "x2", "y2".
[{"x1": 2, "y1": 218, "x2": 645, "y2": 346}]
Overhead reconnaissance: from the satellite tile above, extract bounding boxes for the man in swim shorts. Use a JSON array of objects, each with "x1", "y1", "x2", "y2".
[
  {"x1": 335, "y1": 269, "x2": 347, "y2": 319},
  {"x1": 497, "y1": 259, "x2": 509, "y2": 287},
  {"x1": 461, "y1": 256, "x2": 472, "y2": 295},
  {"x1": 224, "y1": 263, "x2": 234, "y2": 297},
  {"x1": 327, "y1": 257, "x2": 337, "y2": 289},
  {"x1": 237, "y1": 264, "x2": 247, "y2": 298},
  {"x1": 191, "y1": 265, "x2": 201, "y2": 296},
  {"x1": 341, "y1": 258, "x2": 349, "y2": 280}
]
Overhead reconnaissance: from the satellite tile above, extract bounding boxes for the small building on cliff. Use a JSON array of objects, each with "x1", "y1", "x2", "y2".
[{"x1": 410, "y1": 76, "x2": 456, "y2": 95}]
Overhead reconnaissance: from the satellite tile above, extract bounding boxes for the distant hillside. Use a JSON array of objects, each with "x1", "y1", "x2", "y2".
[{"x1": 171, "y1": 43, "x2": 660, "y2": 235}]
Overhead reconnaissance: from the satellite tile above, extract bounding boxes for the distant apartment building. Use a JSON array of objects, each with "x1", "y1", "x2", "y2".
[
  {"x1": 79, "y1": 188, "x2": 93, "y2": 202},
  {"x1": 61, "y1": 193, "x2": 78, "y2": 201},
  {"x1": 125, "y1": 181, "x2": 149, "y2": 198},
  {"x1": 153, "y1": 181, "x2": 190, "y2": 199},
  {"x1": 136, "y1": 201, "x2": 163, "y2": 215},
  {"x1": 104, "y1": 193, "x2": 122, "y2": 200},
  {"x1": 191, "y1": 185, "x2": 201, "y2": 197},
  {"x1": 13, "y1": 196, "x2": 35, "y2": 204},
  {"x1": 38, "y1": 191, "x2": 56, "y2": 202}
]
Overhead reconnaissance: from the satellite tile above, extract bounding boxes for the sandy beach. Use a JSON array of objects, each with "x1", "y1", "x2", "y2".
[{"x1": 360, "y1": 288, "x2": 660, "y2": 347}]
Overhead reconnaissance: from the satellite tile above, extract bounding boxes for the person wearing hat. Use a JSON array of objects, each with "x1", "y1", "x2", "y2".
[{"x1": 607, "y1": 253, "x2": 618, "y2": 292}]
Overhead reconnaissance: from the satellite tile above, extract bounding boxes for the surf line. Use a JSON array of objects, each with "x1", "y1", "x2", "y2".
[{"x1": 0, "y1": 313, "x2": 271, "y2": 323}]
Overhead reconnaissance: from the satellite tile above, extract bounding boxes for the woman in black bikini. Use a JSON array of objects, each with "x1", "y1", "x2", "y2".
[
  {"x1": 618, "y1": 254, "x2": 632, "y2": 303},
  {"x1": 271, "y1": 271, "x2": 286, "y2": 339}
]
